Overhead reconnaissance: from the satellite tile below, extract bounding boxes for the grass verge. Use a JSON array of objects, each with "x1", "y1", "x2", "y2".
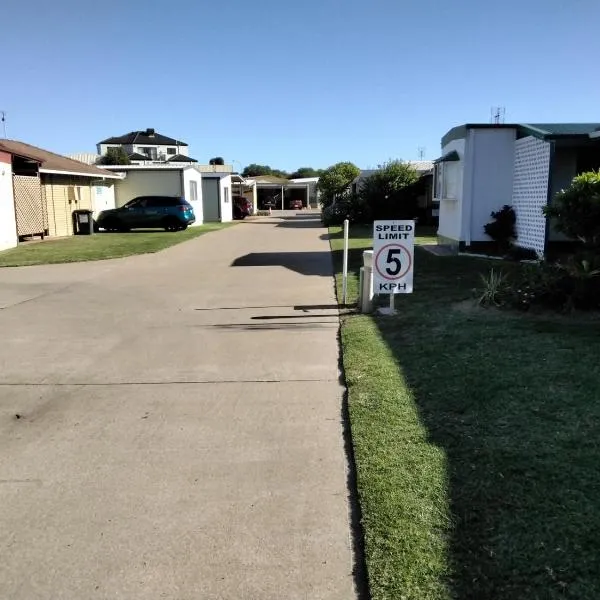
[
  {"x1": 0, "y1": 223, "x2": 235, "y2": 267},
  {"x1": 331, "y1": 225, "x2": 600, "y2": 600}
]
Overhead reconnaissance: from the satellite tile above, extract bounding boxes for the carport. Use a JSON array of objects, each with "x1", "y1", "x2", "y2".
[{"x1": 251, "y1": 175, "x2": 311, "y2": 210}]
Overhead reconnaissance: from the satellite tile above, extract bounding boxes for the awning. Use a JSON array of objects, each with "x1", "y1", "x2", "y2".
[{"x1": 434, "y1": 150, "x2": 460, "y2": 163}]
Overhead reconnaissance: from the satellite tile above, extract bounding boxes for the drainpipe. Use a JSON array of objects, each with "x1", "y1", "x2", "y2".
[{"x1": 281, "y1": 185, "x2": 284, "y2": 210}]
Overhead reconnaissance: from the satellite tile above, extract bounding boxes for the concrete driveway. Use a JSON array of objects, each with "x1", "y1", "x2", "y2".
[{"x1": 0, "y1": 212, "x2": 357, "y2": 599}]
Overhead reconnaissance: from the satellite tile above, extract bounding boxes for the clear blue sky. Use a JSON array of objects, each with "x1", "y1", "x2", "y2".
[{"x1": 3, "y1": 0, "x2": 599, "y2": 170}]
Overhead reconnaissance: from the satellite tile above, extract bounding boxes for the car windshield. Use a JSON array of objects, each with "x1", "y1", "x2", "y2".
[{"x1": 123, "y1": 199, "x2": 142, "y2": 208}]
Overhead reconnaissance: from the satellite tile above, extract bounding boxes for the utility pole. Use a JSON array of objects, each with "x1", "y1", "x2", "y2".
[
  {"x1": 417, "y1": 147, "x2": 426, "y2": 160},
  {"x1": 0, "y1": 112, "x2": 6, "y2": 138}
]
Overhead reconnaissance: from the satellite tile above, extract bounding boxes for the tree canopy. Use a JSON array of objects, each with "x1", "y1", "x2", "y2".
[
  {"x1": 242, "y1": 164, "x2": 289, "y2": 178},
  {"x1": 97, "y1": 147, "x2": 131, "y2": 165},
  {"x1": 242, "y1": 164, "x2": 325, "y2": 179},
  {"x1": 359, "y1": 160, "x2": 420, "y2": 220},
  {"x1": 209, "y1": 157, "x2": 225, "y2": 165},
  {"x1": 317, "y1": 162, "x2": 361, "y2": 207},
  {"x1": 544, "y1": 170, "x2": 600, "y2": 247},
  {"x1": 288, "y1": 167, "x2": 323, "y2": 179}
]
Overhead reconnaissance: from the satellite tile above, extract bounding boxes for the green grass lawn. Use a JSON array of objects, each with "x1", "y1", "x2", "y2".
[
  {"x1": 331, "y1": 225, "x2": 600, "y2": 600},
  {"x1": 0, "y1": 223, "x2": 234, "y2": 267}
]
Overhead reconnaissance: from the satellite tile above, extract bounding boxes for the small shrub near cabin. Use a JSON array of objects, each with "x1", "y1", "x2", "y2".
[
  {"x1": 543, "y1": 170, "x2": 600, "y2": 248},
  {"x1": 483, "y1": 205, "x2": 516, "y2": 252}
]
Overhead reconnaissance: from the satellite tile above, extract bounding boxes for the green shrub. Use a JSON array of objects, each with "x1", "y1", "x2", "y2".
[
  {"x1": 477, "y1": 255, "x2": 600, "y2": 312},
  {"x1": 477, "y1": 268, "x2": 510, "y2": 307},
  {"x1": 544, "y1": 171, "x2": 600, "y2": 248},
  {"x1": 483, "y1": 205, "x2": 516, "y2": 252},
  {"x1": 358, "y1": 160, "x2": 420, "y2": 221},
  {"x1": 317, "y1": 162, "x2": 360, "y2": 208},
  {"x1": 321, "y1": 193, "x2": 370, "y2": 226}
]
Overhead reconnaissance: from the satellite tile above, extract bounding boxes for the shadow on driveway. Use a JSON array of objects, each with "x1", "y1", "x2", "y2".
[{"x1": 231, "y1": 252, "x2": 333, "y2": 276}]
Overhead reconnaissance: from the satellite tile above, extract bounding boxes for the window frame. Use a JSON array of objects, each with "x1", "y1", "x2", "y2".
[
  {"x1": 433, "y1": 160, "x2": 460, "y2": 201},
  {"x1": 189, "y1": 180, "x2": 198, "y2": 202}
]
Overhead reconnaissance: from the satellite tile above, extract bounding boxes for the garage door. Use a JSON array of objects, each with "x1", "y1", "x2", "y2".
[{"x1": 202, "y1": 179, "x2": 220, "y2": 222}]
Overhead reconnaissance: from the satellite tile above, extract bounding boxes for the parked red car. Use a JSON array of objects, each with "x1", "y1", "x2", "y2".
[{"x1": 233, "y1": 196, "x2": 251, "y2": 220}]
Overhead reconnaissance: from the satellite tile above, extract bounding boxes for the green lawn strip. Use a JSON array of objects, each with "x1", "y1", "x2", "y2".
[
  {"x1": 0, "y1": 223, "x2": 235, "y2": 267},
  {"x1": 330, "y1": 225, "x2": 600, "y2": 599}
]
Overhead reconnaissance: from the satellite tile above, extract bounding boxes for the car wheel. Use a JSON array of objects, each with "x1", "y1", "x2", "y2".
[
  {"x1": 163, "y1": 217, "x2": 181, "y2": 232},
  {"x1": 102, "y1": 217, "x2": 119, "y2": 232}
]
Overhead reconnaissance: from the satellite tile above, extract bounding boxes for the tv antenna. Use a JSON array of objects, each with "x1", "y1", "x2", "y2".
[
  {"x1": 417, "y1": 147, "x2": 426, "y2": 160},
  {"x1": 0, "y1": 111, "x2": 6, "y2": 138},
  {"x1": 490, "y1": 106, "x2": 506, "y2": 124}
]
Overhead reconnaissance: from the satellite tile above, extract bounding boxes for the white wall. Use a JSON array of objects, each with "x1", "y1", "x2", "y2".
[
  {"x1": 0, "y1": 153, "x2": 17, "y2": 251},
  {"x1": 511, "y1": 136, "x2": 551, "y2": 256},
  {"x1": 99, "y1": 143, "x2": 189, "y2": 159},
  {"x1": 219, "y1": 176, "x2": 233, "y2": 222},
  {"x1": 466, "y1": 128, "x2": 517, "y2": 243},
  {"x1": 437, "y1": 138, "x2": 465, "y2": 243},
  {"x1": 92, "y1": 181, "x2": 116, "y2": 218},
  {"x1": 201, "y1": 175, "x2": 233, "y2": 222},
  {"x1": 134, "y1": 144, "x2": 189, "y2": 159},
  {"x1": 113, "y1": 170, "x2": 182, "y2": 207},
  {"x1": 182, "y1": 167, "x2": 203, "y2": 225}
]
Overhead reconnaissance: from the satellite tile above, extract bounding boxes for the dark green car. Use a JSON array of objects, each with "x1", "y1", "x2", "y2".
[{"x1": 97, "y1": 196, "x2": 196, "y2": 232}]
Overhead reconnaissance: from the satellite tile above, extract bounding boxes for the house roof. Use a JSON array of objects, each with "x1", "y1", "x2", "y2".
[
  {"x1": 100, "y1": 164, "x2": 198, "y2": 171},
  {"x1": 442, "y1": 122, "x2": 600, "y2": 147},
  {"x1": 67, "y1": 152, "x2": 101, "y2": 165},
  {"x1": 520, "y1": 123, "x2": 600, "y2": 139},
  {"x1": 128, "y1": 152, "x2": 149, "y2": 161},
  {"x1": 0, "y1": 139, "x2": 120, "y2": 178},
  {"x1": 433, "y1": 151, "x2": 459, "y2": 163},
  {"x1": 251, "y1": 175, "x2": 290, "y2": 184},
  {"x1": 168, "y1": 154, "x2": 197, "y2": 163},
  {"x1": 99, "y1": 128, "x2": 188, "y2": 146},
  {"x1": 352, "y1": 161, "x2": 434, "y2": 184},
  {"x1": 289, "y1": 177, "x2": 320, "y2": 183},
  {"x1": 407, "y1": 160, "x2": 435, "y2": 172}
]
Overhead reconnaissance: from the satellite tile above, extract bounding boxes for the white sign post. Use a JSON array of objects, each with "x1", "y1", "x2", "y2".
[{"x1": 373, "y1": 220, "x2": 415, "y2": 314}]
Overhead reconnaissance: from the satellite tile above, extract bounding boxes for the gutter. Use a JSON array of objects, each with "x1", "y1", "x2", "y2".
[{"x1": 40, "y1": 168, "x2": 122, "y2": 179}]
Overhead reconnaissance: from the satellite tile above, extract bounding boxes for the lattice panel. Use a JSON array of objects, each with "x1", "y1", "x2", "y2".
[
  {"x1": 512, "y1": 137, "x2": 550, "y2": 257},
  {"x1": 13, "y1": 175, "x2": 47, "y2": 237}
]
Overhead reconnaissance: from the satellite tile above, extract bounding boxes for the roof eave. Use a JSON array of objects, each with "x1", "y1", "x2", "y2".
[{"x1": 40, "y1": 168, "x2": 122, "y2": 179}]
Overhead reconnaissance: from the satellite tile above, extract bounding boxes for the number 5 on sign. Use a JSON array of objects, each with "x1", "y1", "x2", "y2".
[{"x1": 373, "y1": 220, "x2": 415, "y2": 294}]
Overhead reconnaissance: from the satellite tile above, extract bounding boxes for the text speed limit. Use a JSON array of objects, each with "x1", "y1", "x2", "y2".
[{"x1": 373, "y1": 220, "x2": 415, "y2": 294}]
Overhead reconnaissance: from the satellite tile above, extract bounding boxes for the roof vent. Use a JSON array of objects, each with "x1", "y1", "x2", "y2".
[{"x1": 145, "y1": 128, "x2": 155, "y2": 136}]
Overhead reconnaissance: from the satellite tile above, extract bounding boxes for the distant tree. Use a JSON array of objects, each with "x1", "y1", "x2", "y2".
[
  {"x1": 98, "y1": 147, "x2": 131, "y2": 165},
  {"x1": 242, "y1": 164, "x2": 273, "y2": 177},
  {"x1": 209, "y1": 157, "x2": 225, "y2": 165},
  {"x1": 242, "y1": 163, "x2": 289, "y2": 178},
  {"x1": 289, "y1": 167, "x2": 322, "y2": 179},
  {"x1": 359, "y1": 160, "x2": 420, "y2": 220},
  {"x1": 317, "y1": 162, "x2": 360, "y2": 207}
]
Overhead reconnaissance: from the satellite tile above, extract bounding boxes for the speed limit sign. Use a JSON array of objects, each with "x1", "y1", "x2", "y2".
[{"x1": 373, "y1": 220, "x2": 415, "y2": 294}]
